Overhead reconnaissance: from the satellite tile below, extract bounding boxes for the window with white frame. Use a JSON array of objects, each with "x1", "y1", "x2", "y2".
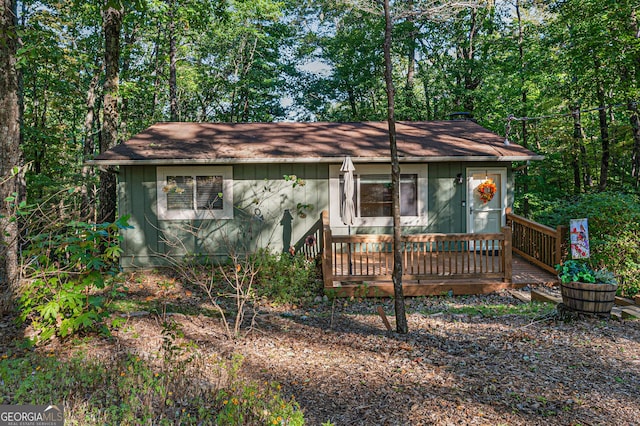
[
  {"x1": 157, "y1": 166, "x2": 233, "y2": 220},
  {"x1": 330, "y1": 164, "x2": 427, "y2": 227}
]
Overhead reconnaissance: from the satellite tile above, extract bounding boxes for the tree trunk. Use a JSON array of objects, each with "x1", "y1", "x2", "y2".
[
  {"x1": 119, "y1": 28, "x2": 135, "y2": 139},
  {"x1": 630, "y1": 11, "x2": 640, "y2": 188},
  {"x1": 571, "y1": 108, "x2": 583, "y2": 194},
  {"x1": 458, "y1": 9, "x2": 480, "y2": 113},
  {"x1": 629, "y1": 101, "x2": 640, "y2": 188},
  {"x1": 81, "y1": 62, "x2": 103, "y2": 221},
  {"x1": 595, "y1": 63, "x2": 610, "y2": 192},
  {"x1": 347, "y1": 85, "x2": 357, "y2": 118},
  {"x1": 515, "y1": 0, "x2": 529, "y2": 215},
  {"x1": 99, "y1": 0, "x2": 123, "y2": 224},
  {"x1": 168, "y1": 0, "x2": 178, "y2": 121},
  {"x1": 421, "y1": 69, "x2": 432, "y2": 120},
  {"x1": 152, "y1": 16, "x2": 163, "y2": 120},
  {"x1": 0, "y1": 0, "x2": 24, "y2": 313},
  {"x1": 383, "y1": 0, "x2": 408, "y2": 335},
  {"x1": 403, "y1": 0, "x2": 416, "y2": 118}
]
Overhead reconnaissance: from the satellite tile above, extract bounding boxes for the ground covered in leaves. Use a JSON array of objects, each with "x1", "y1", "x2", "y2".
[{"x1": 7, "y1": 274, "x2": 640, "y2": 425}]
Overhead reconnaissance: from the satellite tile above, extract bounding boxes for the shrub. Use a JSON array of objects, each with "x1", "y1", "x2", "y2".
[
  {"x1": 253, "y1": 251, "x2": 321, "y2": 305},
  {"x1": 533, "y1": 192, "x2": 640, "y2": 296},
  {"x1": 18, "y1": 216, "x2": 131, "y2": 342},
  {"x1": 0, "y1": 351, "x2": 303, "y2": 425}
]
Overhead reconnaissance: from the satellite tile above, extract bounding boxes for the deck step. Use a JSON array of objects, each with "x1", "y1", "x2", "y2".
[
  {"x1": 515, "y1": 288, "x2": 640, "y2": 320},
  {"x1": 530, "y1": 288, "x2": 562, "y2": 304},
  {"x1": 615, "y1": 296, "x2": 637, "y2": 306},
  {"x1": 620, "y1": 305, "x2": 640, "y2": 319},
  {"x1": 507, "y1": 289, "x2": 531, "y2": 303}
]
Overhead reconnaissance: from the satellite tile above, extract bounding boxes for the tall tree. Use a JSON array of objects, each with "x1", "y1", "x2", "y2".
[
  {"x1": 0, "y1": 0, "x2": 23, "y2": 312},
  {"x1": 168, "y1": 0, "x2": 178, "y2": 121},
  {"x1": 99, "y1": 0, "x2": 123, "y2": 223},
  {"x1": 571, "y1": 108, "x2": 585, "y2": 193},
  {"x1": 81, "y1": 62, "x2": 103, "y2": 221},
  {"x1": 382, "y1": 0, "x2": 408, "y2": 334},
  {"x1": 631, "y1": 101, "x2": 640, "y2": 188},
  {"x1": 514, "y1": 0, "x2": 529, "y2": 214},
  {"x1": 595, "y1": 59, "x2": 611, "y2": 191},
  {"x1": 346, "y1": 0, "x2": 483, "y2": 333}
]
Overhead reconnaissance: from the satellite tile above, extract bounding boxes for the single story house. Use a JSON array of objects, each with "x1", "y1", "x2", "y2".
[{"x1": 89, "y1": 120, "x2": 543, "y2": 278}]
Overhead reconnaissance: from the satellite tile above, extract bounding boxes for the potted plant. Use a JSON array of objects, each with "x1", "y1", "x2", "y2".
[{"x1": 556, "y1": 260, "x2": 618, "y2": 314}]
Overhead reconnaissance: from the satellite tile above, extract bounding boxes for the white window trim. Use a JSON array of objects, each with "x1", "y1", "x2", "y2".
[
  {"x1": 329, "y1": 164, "x2": 428, "y2": 228},
  {"x1": 157, "y1": 166, "x2": 233, "y2": 220}
]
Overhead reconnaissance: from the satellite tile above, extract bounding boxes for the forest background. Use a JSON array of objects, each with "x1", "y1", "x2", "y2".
[{"x1": 2, "y1": 0, "x2": 640, "y2": 300}]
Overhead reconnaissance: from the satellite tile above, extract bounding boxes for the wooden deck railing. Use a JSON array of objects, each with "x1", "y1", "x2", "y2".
[
  {"x1": 295, "y1": 214, "x2": 324, "y2": 259},
  {"x1": 506, "y1": 211, "x2": 567, "y2": 275},
  {"x1": 320, "y1": 211, "x2": 512, "y2": 288}
]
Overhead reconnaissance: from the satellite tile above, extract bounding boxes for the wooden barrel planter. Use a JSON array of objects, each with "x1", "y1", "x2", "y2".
[{"x1": 560, "y1": 281, "x2": 618, "y2": 314}]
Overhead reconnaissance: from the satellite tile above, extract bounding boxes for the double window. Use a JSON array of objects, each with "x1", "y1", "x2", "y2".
[{"x1": 157, "y1": 166, "x2": 233, "y2": 220}]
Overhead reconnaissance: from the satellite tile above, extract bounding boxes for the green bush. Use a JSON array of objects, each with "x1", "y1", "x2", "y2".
[
  {"x1": 532, "y1": 192, "x2": 640, "y2": 297},
  {"x1": 556, "y1": 259, "x2": 617, "y2": 285},
  {"x1": 253, "y1": 251, "x2": 321, "y2": 305},
  {"x1": 18, "y1": 216, "x2": 131, "y2": 342},
  {"x1": 0, "y1": 351, "x2": 303, "y2": 425}
]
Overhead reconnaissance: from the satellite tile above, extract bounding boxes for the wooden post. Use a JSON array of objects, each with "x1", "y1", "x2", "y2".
[
  {"x1": 321, "y1": 211, "x2": 333, "y2": 289},
  {"x1": 502, "y1": 226, "x2": 512, "y2": 283},
  {"x1": 555, "y1": 225, "x2": 564, "y2": 268},
  {"x1": 560, "y1": 225, "x2": 569, "y2": 263}
]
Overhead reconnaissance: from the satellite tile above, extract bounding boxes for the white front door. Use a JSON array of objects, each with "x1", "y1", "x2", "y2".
[{"x1": 467, "y1": 168, "x2": 507, "y2": 235}]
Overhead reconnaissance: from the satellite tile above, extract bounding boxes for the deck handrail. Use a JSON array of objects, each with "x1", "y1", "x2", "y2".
[
  {"x1": 322, "y1": 222, "x2": 512, "y2": 288},
  {"x1": 506, "y1": 211, "x2": 567, "y2": 274}
]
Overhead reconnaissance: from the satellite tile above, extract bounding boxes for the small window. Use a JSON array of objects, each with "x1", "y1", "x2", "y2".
[{"x1": 157, "y1": 166, "x2": 233, "y2": 220}]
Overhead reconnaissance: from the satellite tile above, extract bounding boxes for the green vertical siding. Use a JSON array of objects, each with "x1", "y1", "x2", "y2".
[
  {"x1": 118, "y1": 163, "x2": 329, "y2": 268},
  {"x1": 117, "y1": 162, "x2": 511, "y2": 268},
  {"x1": 118, "y1": 165, "x2": 161, "y2": 268}
]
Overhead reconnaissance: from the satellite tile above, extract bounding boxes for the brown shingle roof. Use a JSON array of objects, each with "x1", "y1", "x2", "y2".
[{"x1": 88, "y1": 121, "x2": 543, "y2": 165}]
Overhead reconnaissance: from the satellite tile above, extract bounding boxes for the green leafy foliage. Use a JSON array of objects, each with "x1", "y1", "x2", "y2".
[
  {"x1": 18, "y1": 216, "x2": 131, "y2": 342},
  {"x1": 536, "y1": 192, "x2": 638, "y2": 296},
  {"x1": 253, "y1": 251, "x2": 321, "y2": 305},
  {"x1": 0, "y1": 351, "x2": 303, "y2": 425},
  {"x1": 556, "y1": 260, "x2": 597, "y2": 284}
]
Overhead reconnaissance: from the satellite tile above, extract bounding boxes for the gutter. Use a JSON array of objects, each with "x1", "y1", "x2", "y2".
[{"x1": 86, "y1": 154, "x2": 545, "y2": 166}]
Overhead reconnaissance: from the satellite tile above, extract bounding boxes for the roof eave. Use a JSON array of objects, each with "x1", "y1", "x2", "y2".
[{"x1": 86, "y1": 154, "x2": 544, "y2": 166}]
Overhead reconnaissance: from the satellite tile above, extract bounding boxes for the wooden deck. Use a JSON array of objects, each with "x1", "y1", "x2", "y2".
[
  {"x1": 308, "y1": 210, "x2": 563, "y2": 298},
  {"x1": 327, "y1": 253, "x2": 558, "y2": 298}
]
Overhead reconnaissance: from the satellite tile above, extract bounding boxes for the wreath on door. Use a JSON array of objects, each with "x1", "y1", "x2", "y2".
[{"x1": 477, "y1": 179, "x2": 497, "y2": 203}]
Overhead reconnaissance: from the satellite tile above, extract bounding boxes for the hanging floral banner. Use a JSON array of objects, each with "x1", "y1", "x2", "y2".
[
  {"x1": 570, "y1": 218, "x2": 590, "y2": 259},
  {"x1": 477, "y1": 179, "x2": 497, "y2": 203}
]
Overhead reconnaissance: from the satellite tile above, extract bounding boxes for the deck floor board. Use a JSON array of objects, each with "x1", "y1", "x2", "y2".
[{"x1": 511, "y1": 255, "x2": 558, "y2": 285}]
